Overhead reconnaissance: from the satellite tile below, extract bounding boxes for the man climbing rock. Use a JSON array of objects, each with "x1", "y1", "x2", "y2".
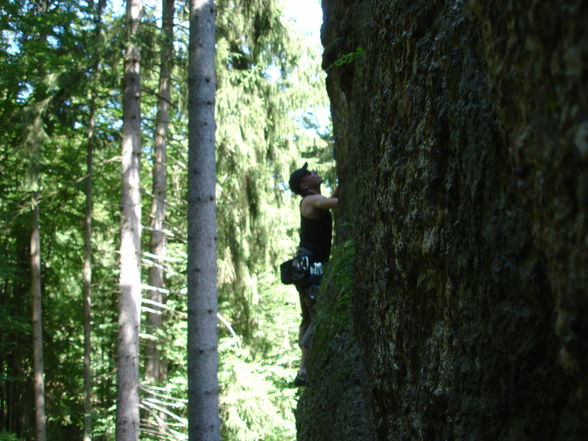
[{"x1": 288, "y1": 162, "x2": 338, "y2": 386}]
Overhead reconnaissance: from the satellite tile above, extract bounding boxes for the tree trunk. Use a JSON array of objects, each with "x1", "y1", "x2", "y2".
[
  {"x1": 116, "y1": 0, "x2": 142, "y2": 439},
  {"x1": 84, "y1": 2, "x2": 106, "y2": 439},
  {"x1": 187, "y1": 1, "x2": 219, "y2": 440},
  {"x1": 145, "y1": 0, "x2": 175, "y2": 386},
  {"x1": 26, "y1": 90, "x2": 49, "y2": 441},
  {"x1": 83, "y1": 93, "x2": 96, "y2": 441},
  {"x1": 28, "y1": 3, "x2": 49, "y2": 439},
  {"x1": 31, "y1": 192, "x2": 46, "y2": 441}
]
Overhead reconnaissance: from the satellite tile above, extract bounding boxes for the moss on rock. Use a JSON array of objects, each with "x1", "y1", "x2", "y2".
[
  {"x1": 297, "y1": 1, "x2": 588, "y2": 440},
  {"x1": 296, "y1": 241, "x2": 375, "y2": 441}
]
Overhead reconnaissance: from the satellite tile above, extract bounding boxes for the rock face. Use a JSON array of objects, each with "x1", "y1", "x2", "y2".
[{"x1": 297, "y1": 1, "x2": 588, "y2": 440}]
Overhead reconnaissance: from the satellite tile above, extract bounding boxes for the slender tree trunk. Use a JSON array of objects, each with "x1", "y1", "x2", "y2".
[
  {"x1": 31, "y1": 189, "x2": 46, "y2": 441},
  {"x1": 26, "y1": 91, "x2": 49, "y2": 441},
  {"x1": 145, "y1": 0, "x2": 175, "y2": 385},
  {"x1": 28, "y1": 3, "x2": 49, "y2": 438},
  {"x1": 83, "y1": 2, "x2": 106, "y2": 438},
  {"x1": 83, "y1": 93, "x2": 96, "y2": 441},
  {"x1": 187, "y1": 1, "x2": 219, "y2": 440},
  {"x1": 116, "y1": 0, "x2": 142, "y2": 439}
]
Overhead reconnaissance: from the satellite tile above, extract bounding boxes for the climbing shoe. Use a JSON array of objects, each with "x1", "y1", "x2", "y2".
[{"x1": 293, "y1": 373, "x2": 307, "y2": 387}]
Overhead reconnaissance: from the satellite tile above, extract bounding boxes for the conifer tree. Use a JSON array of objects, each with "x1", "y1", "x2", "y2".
[
  {"x1": 30, "y1": 161, "x2": 46, "y2": 441},
  {"x1": 187, "y1": 0, "x2": 219, "y2": 440},
  {"x1": 24, "y1": 2, "x2": 50, "y2": 439},
  {"x1": 145, "y1": 0, "x2": 175, "y2": 386},
  {"x1": 116, "y1": 0, "x2": 143, "y2": 439},
  {"x1": 83, "y1": 93, "x2": 96, "y2": 441},
  {"x1": 83, "y1": 4, "x2": 106, "y2": 440}
]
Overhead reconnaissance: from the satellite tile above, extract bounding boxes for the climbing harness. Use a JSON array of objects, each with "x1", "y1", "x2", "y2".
[{"x1": 280, "y1": 249, "x2": 324, "y2": 299}]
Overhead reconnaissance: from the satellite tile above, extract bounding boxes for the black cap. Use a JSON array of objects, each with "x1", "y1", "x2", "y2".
[{"x1": 289, "y1": 162, "x2": 309, "y2": 195}]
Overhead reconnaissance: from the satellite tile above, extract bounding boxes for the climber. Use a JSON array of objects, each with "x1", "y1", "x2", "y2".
[{"x1": 288, "y1": 162, "x2": 338, "y2": 386}]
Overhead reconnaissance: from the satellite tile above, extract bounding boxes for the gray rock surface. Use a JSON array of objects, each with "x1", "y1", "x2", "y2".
[{"x1": 297, "y1": 1, "x2": 588, "y2": 440}]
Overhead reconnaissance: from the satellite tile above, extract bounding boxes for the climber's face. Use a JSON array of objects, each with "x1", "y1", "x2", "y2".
[{"x1": 300, "y1": 170, "x2": 323, "y2": 192}]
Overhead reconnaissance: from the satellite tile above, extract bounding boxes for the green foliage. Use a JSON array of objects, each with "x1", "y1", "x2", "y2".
[
  {"x1": 1, "y1": 0, "x2": 332, "y2": 439},
  {"x1": 0, "y1": 432, "x2": 23, "y2": 441},
  {"x1": 214, "y1": 0, "x2": 331, "y2": 339},
  {"x1": 210, "y1": 3, "x2": 334, "y2": 436},
  {"x1": 325, "y1": 47, "x2": 366, "y2": 71},
  {"x1": 218, "y1": 272, "x2": 300, "y2": 441}
]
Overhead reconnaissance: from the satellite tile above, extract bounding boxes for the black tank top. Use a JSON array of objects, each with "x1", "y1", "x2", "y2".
[{"x1": 299, "y1": 202, "x2": 332, "y2": 263}]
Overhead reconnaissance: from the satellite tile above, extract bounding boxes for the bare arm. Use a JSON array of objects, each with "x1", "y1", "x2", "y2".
[
  {"x1": 315, "y1": 196, "x2": 338, "y2": 210},
  {"x1": 301, "y1": 194, "x2": 338, "y2": 218}
]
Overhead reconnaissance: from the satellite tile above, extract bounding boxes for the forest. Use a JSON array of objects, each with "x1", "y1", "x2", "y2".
[
  {"x1": 5, "y1": 0, "x2": 588, "y2": 440},
  {"x1": 1, "y1": 0, "x2": 332, "y2": 440}
]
